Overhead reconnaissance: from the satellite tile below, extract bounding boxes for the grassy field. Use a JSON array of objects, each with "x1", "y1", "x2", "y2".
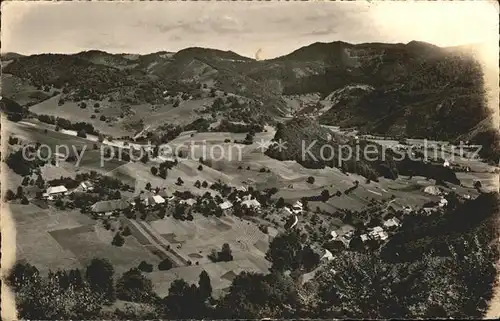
[
  {"x1": 145, "y1": 214, "x2": 271, "y2": 298},
  {"x1": 5, "y1": 119, "x2": 95, "y2": 155},
  {"x1": 29, "y1": 95, "x2": 133, "y2": 137},
  {"x1": 139, "y1": 97, "x2": 215, "y2": 128},
  {"x1": 8, "y1": 203, "x2": 160, "y2": 275},
  {"x1": 149, "y1": 258, "x2": 268, "y2": 299}
]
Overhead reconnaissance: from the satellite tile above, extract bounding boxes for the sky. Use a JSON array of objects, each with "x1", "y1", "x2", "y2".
[{"x1": 1, "y1": 0, "x2": 498, "y2": 59}]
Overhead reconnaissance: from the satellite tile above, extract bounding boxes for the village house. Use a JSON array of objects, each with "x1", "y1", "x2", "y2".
[
  {"x1": 143, "y1": 195, "x2": 166, "y2": 207},
  {"x1": 439, "y1": 197, "x2": 448, "y2": 207},
  {"x1": 383, "y1": 217, "x2": 401, "y2": 228},
  {"x1": 321, "y1": 249, "x2": 334, "y2": 261},
  {"x1": 241, "y1": 199, "x2": 261, "y2": 209},
  {"x1": 79, "y1": 181, "x2": 94, "y2": 192},
  {"x1": 332, "y1": 225, "x2": 355, "y2": 247},
  {"x1": 219, "y1": 200, "x2": 233, "y2": 211},
  {"x1": 291, "y1": 200, "x2": 303, "y2": 214},
  {"x1": 90, "y1": 199, "x2": 130, "y2": 216},
  {"x1": 402, "y1": 205, "x2": 413, "y2": 214},
  {"x1": 43, "y1": 185, "x2": 68, "y2": 199},
  {"x1": 368, "y1": 226, "x2": 389, "y2": 240},
  {"x1": 179, "y1": 198, "x2": 196, "y2": 206}
]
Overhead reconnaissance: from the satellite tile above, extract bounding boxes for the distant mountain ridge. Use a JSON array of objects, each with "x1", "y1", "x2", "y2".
[{"x1": 2, "y1": 40, "x2": 493, "y2": 144}]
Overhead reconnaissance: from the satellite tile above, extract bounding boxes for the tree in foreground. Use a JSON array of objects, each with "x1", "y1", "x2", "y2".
[
  {"x1": 111, "y1": 233, "x2": 125, "y2": 247},
  {"x1": 85, "y1": 258, "x2": 116, "y2": 304},
  {"x1": 216, "y1": 271, "x2": 301, "y2": 319},
  {"x1": 266, "y1": 231, "x2": 303, "y2": 272},
  {"x1": 116, "y1": 268, "x2": 156, "y2": 303},
  {"x1": 158, "y1": 259, "x2": 173, "y2": 271},
  {"x1": 198, "y1": 270, "x2": 212, "y2": 300},
  {"x1": 138, "y1": 261, "x2": 154, "y2": 273},
  {"x1": 163, "y1": 279, "x2": 207, "y2": 319}
]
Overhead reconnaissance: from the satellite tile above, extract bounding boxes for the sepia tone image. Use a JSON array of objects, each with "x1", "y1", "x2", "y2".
[{"x1": 1, "y1": 0, "x2": 499, "y2": 319}]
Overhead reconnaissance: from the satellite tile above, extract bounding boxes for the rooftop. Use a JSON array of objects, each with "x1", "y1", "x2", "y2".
[{"x1": 47, "y1": 185, "x2": 68, "y2": 194}]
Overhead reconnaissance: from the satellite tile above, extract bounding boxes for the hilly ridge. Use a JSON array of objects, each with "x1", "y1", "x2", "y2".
[{"x1": 1, "y1": 40, "x2": 494, "y2": 145}]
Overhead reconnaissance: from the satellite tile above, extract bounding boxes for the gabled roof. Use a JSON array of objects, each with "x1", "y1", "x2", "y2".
[
  {"x1": 219, "y1": 201, "x2": 233, "y2": 210},
  {"x1": 152, "y1": 195, "x2": 166, "y2": 204},
  {"x1": 241, "y1": 199, "x2": 261, "y2": 208},
  {"x1": 91, "y1": 199, "x2": 129, "y2": 213},
  {"x1": 321, "y1": 249, "x2": 334, "y2": 261},
  {"x1": 47, "y1": 185, "x2": 68, "y2": 194},
  {"x1": 383, "y1": 218, "x2": 401, "y2": 227},
  {"x1": 179, "y1": 198, "x2": 196, "y2": 206},
  {"x1": 80, "y1": 181, "x2": 94, "y2": 189}
]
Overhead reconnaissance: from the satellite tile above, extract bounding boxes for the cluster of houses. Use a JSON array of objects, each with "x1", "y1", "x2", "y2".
[
  {"x1": 283, "y1": 200, "x2": 304, "y2": 215},
  {"x1": 320, "y1": 216, "x2": 402, "y2": 261},
  {"x1": 42, "y1": 181, "x2": 95, "y2": 200}
]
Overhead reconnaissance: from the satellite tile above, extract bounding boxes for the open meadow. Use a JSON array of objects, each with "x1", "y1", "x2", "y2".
[{"x1": 8, "y1": 202, "x2": 160, "y2": 276}]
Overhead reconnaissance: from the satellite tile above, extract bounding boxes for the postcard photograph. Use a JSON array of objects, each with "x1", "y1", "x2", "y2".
[{"x1": 1, "y1": 0, "x2": 499, "y2": 319}]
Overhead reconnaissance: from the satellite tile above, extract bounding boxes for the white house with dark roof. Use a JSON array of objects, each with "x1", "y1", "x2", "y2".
[
  {"x1": 91, "y1": 199, "x2": 129, "y2": 215},
  {"x1": 241, "y1": 199, "x2": 261, "y2": 209},
  {"x1": 45, "y1": 186, "x2": 68, "y2": 198},
  {"x1": 383, "y1": 217, "x2": 401, "y2": 228},
  {"x1": 79, "y1": 181, "x2": 94, "y2": 192},
  {"x1": 219, "y1": 201, "x2": 233, "y2": 210}
]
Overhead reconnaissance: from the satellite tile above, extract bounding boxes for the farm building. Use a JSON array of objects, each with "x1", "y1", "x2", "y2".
[
  {"x1": 91, "y1": 199, "x2": 130, "y2": 215},
  {"x1": 79, "y1": 181, "x2": 94, "y2": 192},
  {"x1": 180, "y1": 198, "x2": 196, "y2": 206},
  {"x1": 219, "y1": 201, "x2": 233, "y2": 210},
  {"x1": 334, "y1": 225, "x2": 355, "y2": 237},
  {"x1": 291, "y1": 200, "x2": 303, "y2": 214},
  {"x1": 241, "y1": 199, "x2": 261, "y2": 209},
  {"x1": 44, "y1": 185, "x2": 68, "y2": 198},
  {"x1": 423, "y1": 185, "x2": 441, "y2": 196},
  {"x1": 369, "y1": 226, "x2": 388, "y2": 240},
  {"x1": 383, "y1": 217, "x2": 401, "y2": 228},
  {"x1": 321, "y1": 249, "x2": 334, "y2": 261},
  {"x1": 144, "y1": 195, "x2": 166, "y2": 207}
]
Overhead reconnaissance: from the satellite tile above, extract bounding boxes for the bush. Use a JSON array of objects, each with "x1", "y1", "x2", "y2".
[
  {"x1": 4, "y1": 189, "x2": 15, "y2": 201},
  {"x1": 122, "y1": 226, "x2": 132, "y2": 236},
  {"x1": 138, "y1": 261, "x2": 153, "y2": 273},
  {"x1": 90, "y1": 114, "x2": 96, "y2": 119},
  {"x1": 94, "y1": 102, "x2": 100, "y2": 108},
  {"x1": 80, "y1": 102, "x2": 87, "y2": 109},
  {"x1": 112, "y1": 233, "x2": 125, "y2": 247},
  {"x1": 197, "y1": 165, "x2": 203, "y2": 171},
  {"x1": 77, "y1": 129, "x2": 87, "y2": 138},
  {"x1": 158, "y1": 259, "x2": 173, "y2": 271},
  {"x1": 307, "y1": 176, "x2": 315, "y2": 184},
  {"x1": 100, "y1": 115, "x2": 106, "y2": 121}
]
